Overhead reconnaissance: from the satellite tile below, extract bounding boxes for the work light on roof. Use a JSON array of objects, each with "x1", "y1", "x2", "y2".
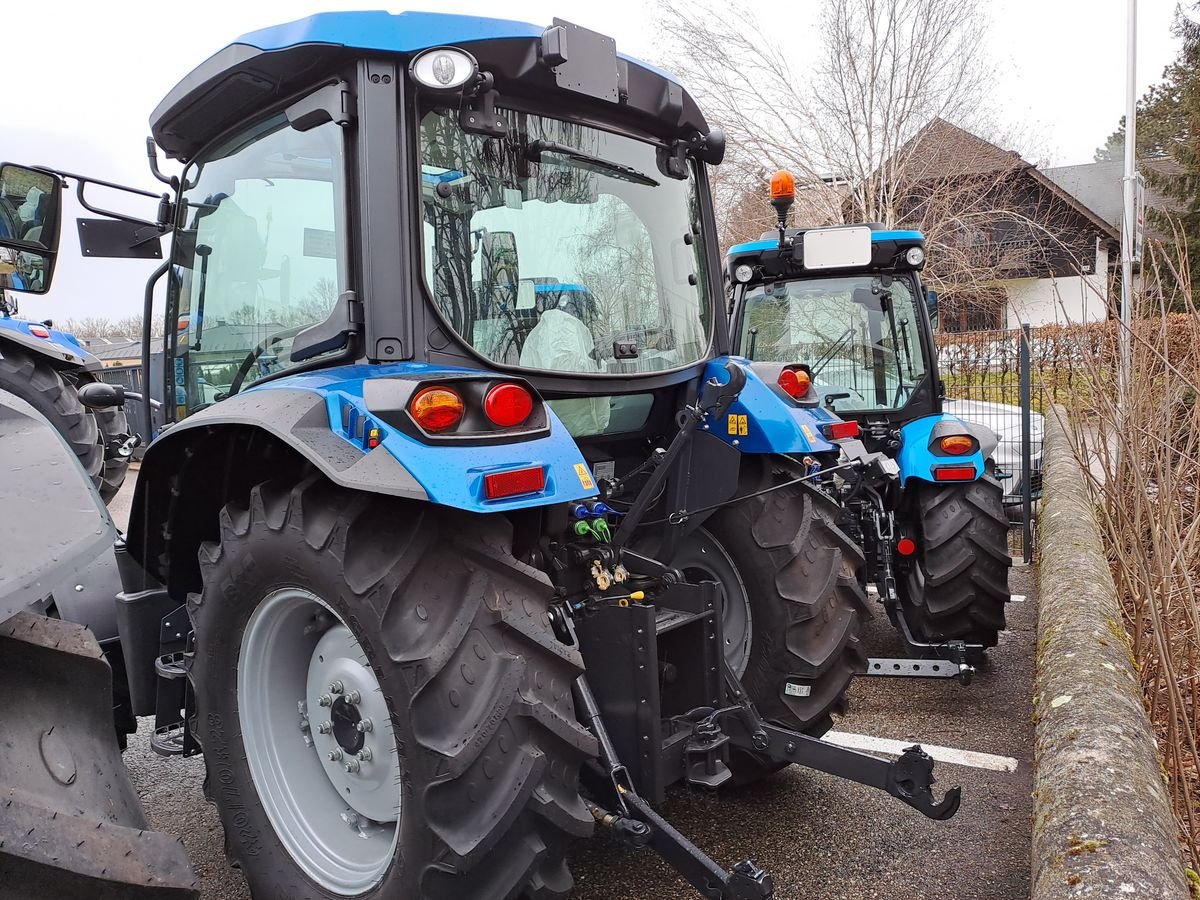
[
  {"x1": 906, "y1": 246, "x2": 925, "y2": 266},
  {"x1": 410, "y1": 47, "x2": 478, "y2": 92},
  {"x1": 734, "y1": 264, "x2": 754, "y2": 283}
]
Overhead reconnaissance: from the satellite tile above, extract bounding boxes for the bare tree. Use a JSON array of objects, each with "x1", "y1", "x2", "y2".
[{"x1": 659, "y1": 0, "x2": 994, "y2": 229}]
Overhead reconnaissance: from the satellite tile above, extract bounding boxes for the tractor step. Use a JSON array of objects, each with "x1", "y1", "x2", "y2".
[{"x1": 865, "y1": 657, "x2": 974, "y2": 683}]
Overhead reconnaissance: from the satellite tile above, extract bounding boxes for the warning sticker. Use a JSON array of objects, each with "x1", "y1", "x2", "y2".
[
  {"x1": 784, "y1": 682, "x2": 812, "y2": 698},
  {"x1": 727, "y1": 414, "x2": 749, "y2": 437},
  {"x1": 801, "y1": 423, "x2": 816, "y2": 443},
  {"x1": 574, "y1": 463, "x2": 595, "y2": 491}
]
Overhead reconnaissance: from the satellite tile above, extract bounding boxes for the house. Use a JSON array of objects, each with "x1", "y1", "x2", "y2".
[
  {"x1": 894, "y1": 119, "x2": 1122, "y2": 332},
  {"x1": 81, "y1": 336, "x2": 141, "y2": 367}
]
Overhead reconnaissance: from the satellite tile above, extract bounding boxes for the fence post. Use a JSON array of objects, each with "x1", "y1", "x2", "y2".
[{"x1": 1020, "y1": 323, "x2": 1033, "y2": 563}]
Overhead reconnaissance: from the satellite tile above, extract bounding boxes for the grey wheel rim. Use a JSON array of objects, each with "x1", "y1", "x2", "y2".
[
  {"x1": 239, "y1": 588, "x2": 401, "y2": 895},
  {"x1": 674, "y1": 528, "x2": 754, "y2": 677}
]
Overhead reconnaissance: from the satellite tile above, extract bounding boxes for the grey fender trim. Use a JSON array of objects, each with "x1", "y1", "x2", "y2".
[{"x1": 146, "y1": 387, "x2": 428, "y2": 500}]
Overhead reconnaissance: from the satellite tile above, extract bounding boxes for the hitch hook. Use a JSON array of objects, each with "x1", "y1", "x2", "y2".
[{"x1": 887, "y1": 745, "x2": 962, "y2": 820}]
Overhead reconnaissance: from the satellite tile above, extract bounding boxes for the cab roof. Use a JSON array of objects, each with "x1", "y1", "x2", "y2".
[
  {"x1": 151, "y1": 10, "x2": 705, "y2": 162},
  {"x1": 725, "y1": 225, "x2": 925, "y2": 284}
]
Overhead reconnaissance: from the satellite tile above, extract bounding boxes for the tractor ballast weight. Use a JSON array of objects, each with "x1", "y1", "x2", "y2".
[
  {"x1": 726, "y1": 207, "x2": 1012, "y2": 669},
  {"x1": 1, "y1": 15, "x2": 963, "y2": 899}
]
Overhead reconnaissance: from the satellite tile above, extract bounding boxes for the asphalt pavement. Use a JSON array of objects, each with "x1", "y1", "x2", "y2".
[{"x1": 113, "y1": 474, "x2": 1034, "y2": 900}]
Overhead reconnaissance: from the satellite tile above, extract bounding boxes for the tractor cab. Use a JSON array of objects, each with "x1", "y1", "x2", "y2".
[{"x1": 727, "y1": 219, "x2": 942, "y2": 428}]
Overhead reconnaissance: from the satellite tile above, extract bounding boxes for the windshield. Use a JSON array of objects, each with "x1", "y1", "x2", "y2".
[
  {"x1": 418, "y1": 108, "x2": 712, "y2": 378},
  {"x1": 739, "y1": 274, "x2": 927, "y2": 411}
]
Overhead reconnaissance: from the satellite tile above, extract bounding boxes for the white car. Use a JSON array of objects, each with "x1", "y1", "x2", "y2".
[{"x1": 943, "y1": 397, "x2": 1044, "y2": 508}]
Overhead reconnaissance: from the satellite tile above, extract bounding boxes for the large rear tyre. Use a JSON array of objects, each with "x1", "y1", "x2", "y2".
[
  {"x1": 690, "y1": 459, "x2": 868, "y2": 784},
  {"x1": 89, "y1": 397, "x2": 131, "y2": 504},
  {"x1": 188, "y1": 476, "x2": 596, "y2": 900},
  {"x1": 0, "y1": 344, "x2": 102, "y2": 487},
  {"x1": 898, "y1": 471, "x2": 1011, "y2": 662}
]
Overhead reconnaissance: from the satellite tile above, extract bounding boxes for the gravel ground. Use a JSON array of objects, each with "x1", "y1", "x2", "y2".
[{"x1": 114, "y1": 476, "x2": 1035, "y2": 900}]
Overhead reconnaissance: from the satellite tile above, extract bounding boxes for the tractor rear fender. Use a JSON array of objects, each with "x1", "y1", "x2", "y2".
[
  {"x1": 896, "y1": 413, "x2": 994, "y2": 485},
  {"x1": 126, "y1": 369, "x2": 595, "y2": 597},
  {"x1": 701, "y1": 356, "x2": 840, "y2": 454},
  {"x1": 0, "y1": 320, "x2": 103, "y2": 372}
]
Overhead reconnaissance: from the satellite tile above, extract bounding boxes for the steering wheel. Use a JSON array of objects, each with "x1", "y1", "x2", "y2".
[{"x1": 225, "y1": 325, "x2": 308, "y2": 398}]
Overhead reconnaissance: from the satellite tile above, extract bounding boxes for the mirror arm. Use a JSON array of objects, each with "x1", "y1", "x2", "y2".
[
  {"x1": 72, "y1": 178, "x2": 167, "y2": 231},
  {"x1": 146, "y1": 137, "x2": 179, "y2": 190}
]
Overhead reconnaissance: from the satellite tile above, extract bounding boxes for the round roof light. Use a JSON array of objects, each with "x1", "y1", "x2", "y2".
[
  {"x1": 906, "y1": 246, "x2": 926, "y2": 266},
  {"x1": 410, "y1": 47, "x2": 478, "y2": 92},
  {"x1": 734, "y1": 264, "x2": 754, "y2": 283}
]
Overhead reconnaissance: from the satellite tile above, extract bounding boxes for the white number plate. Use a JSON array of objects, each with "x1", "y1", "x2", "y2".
[{"x1": 803, "y1": 226, "x2": 872, "y2": 270}]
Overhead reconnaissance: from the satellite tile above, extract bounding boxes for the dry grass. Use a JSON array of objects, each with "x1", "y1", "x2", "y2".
[{"x1": 1050, "y1": 240, "x2": 1200, "y2": 872}]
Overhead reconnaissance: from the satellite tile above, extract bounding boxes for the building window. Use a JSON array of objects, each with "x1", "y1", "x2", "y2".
[{"x1": 940, "y1": 289, "x2": 1006, "y2": 333}]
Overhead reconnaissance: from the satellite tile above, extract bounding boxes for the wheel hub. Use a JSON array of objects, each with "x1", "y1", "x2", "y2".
[{"x1": 306, "y1": 625, "x2": 400, "y2": 825}]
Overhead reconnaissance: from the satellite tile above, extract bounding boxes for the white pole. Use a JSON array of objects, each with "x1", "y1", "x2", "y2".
[{"x1": 1119, "y1": 0, "x2": 1137, "y2": 419}]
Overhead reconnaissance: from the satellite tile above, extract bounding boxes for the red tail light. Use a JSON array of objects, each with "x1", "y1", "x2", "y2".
[
  {"x1": 410, "y1": 386, "x2": 464, "y2": 433},
  {"x1": 777, "y1": 367, "x2": 812, "y2": 399},
  {"x1": 484, "y1": 383, "x2": 534, "y2": 427},
  {"x1": 483, "y1": 466, "x2": 546, "y2": 499},
  {"x1": 821, "y1": 421, "x2": 860, "y2": 440},
  {"x1": 933, "y1": 465, "x2": 977, "y2": 481},
  {"x1": 896, "y1": 537, "x2": 917, "y2": 557},
  {"x1": 28, "y1": 325, "x2": 50, "y2": 339}
]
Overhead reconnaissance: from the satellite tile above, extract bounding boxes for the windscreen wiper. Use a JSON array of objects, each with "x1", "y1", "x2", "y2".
[{"x1": 526, "y1": 139, "x2": 660, "y2": 187}]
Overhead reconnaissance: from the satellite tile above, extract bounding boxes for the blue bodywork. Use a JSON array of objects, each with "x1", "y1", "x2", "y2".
[
  {"x1": 896, "y1": 414, "x2": 986, "y2": 485},
  {"x1": 0, "y1": 311, "x2": 94, "y2": 366},
  {"x1": 233, "y1": 11, "x2": 681, "y2": 84},
  {"x1": 701, "y1": 357, "x2": 839, "y2": 455},
  {"x1": 243, "y1": 363, "x2": 596, "y2": 514}
]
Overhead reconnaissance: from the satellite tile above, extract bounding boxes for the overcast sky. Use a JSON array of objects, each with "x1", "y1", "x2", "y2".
[{"x1": 1, "y1": 0, "x2": 1180, "y2": 322}]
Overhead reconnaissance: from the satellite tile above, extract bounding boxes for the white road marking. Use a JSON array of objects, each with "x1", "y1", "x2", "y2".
[{"x1": 823, "y1": 731, "x2": 1019, "y2": 773}]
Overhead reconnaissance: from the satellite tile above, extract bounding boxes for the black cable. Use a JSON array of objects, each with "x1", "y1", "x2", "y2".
[{"x1": 635, "y1": 460, "x2": 862, "y2": 528}]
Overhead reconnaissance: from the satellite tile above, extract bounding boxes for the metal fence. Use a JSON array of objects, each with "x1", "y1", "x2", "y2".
[
  {"x1": 97, "y1": 359, "x2": 163, "y2": 458},
  {"x1": 937, "y1": 323, "x2": 1042, "y2": 562}
]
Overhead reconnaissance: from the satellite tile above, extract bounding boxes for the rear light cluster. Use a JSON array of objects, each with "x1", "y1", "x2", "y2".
[
  {"x1": 408, "y1": 381, "x2": 537, "y2": 435},
  {"x1": 777, "y1": 366, "x2": 812, "y2": 399}
]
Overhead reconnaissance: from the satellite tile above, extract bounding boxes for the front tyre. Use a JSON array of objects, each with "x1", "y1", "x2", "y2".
[
  {"x1": 189, "y1": 476, "x2": 596, "y2": 899},
  {"x1": 899, "y1": 471, "x2": 1011, "y2": 661}
]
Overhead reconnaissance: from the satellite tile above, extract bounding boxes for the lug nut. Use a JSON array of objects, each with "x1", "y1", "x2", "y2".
[
  {"x1": 327, "y1": 749, "x2": 343, "y2": 762},
  {"x1": 329, "y1": 681, "x2": 344, "y2": 694},
  {"x1": 318, "y1": 694, "x2": 333, "y2": 707},
  {"x1": 344, "y1": 759, "x2": 361, "y2": 773},
  {"x1": 357, "y1": 747, "x2": 373, "y2": 762},
  {"x1": 346, "y1": 690, "x2": 361, "y2": 704},
  {"x1": 317, "y1": 721, "x2": 333, "y2": 734},
  {"x1": 355, "y1": 718, "x2": 374, "y2": 733}
]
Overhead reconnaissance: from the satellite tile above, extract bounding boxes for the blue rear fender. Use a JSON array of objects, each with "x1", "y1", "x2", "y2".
[
  {"x1": 250, "y1": 363, "x2": 597, "y2": 513},
  {"x1": 0, "y1": 315, "x2": 97, "y2": 368},
  {"x1": 701, "y1": 356, "x2": 840, "y2": 455},
  {"x1": 896, "y1": 414, "x2": 993, "y2": 485}
]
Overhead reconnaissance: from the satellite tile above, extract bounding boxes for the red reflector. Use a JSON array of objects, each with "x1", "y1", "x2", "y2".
[
  {"x1": 933, "y1": 465, "x2": 977, "y2": 482},
  {"x1": 777, "y1": 367, "x2": 811, "y2": 399},
  {"x1": 484, "y1": 466, "x2": 546, "y2": 500},
  {"x1": 484, "y1": 383, "x2": 534, "y2": 427},
  {"x1": 28, "y1": 325, "x2": 50, "y2": 339},
  {"x1": 822, "y1": 420, "x2": 860, "y2": 440},
  {"x1": 896, "y1": 537, "x2": 917, "y2": 557}
]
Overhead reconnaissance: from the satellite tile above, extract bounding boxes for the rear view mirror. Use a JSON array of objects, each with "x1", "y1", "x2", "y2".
[
  {"x1": 0, "y1": 164, "x2": 63, "y2": 294},
  {"x1": 926, "y1": 290, "x2": 939, "y2": 329}
]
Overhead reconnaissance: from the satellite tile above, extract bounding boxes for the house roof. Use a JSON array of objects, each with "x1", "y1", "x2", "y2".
[
  {"x1": 1044, "y1": 158, "x2": 1181, "y2": 232},
  {"x1": 84, "y1": 338, "x2": 141, "y2": 360},
  {"x1": 900, "y1": 118, "x2": 1121, "y2": 243}
]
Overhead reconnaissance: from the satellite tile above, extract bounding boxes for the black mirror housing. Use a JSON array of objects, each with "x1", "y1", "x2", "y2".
[{"x1": 0, "y1": 163, "x2": 64, "y2": 294}]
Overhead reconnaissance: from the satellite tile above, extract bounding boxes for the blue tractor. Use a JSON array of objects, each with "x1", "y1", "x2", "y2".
[
  {"x1": 0, "y1": 15, "x2": 962, "y2": 898},
  {"x1": 725, "y1": 172, "x2": 1011, "y2": 671},
  {"x1": 0, "y1": 165, "x2": 133, "y2": 502}
]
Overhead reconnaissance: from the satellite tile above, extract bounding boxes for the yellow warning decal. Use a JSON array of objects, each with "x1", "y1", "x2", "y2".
[
  {"x1": 574, "y1": 463, "x2": 596, "y2": 491},
  {"x1": 738, "y1": 415, "x2": 748, "y2": 437},
  {"x1": 801, "y1": 424, "x2": 816, "y2": 442},
  {"x1": 727, "y1": 414, "x2": 738, "y2": 435}
]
